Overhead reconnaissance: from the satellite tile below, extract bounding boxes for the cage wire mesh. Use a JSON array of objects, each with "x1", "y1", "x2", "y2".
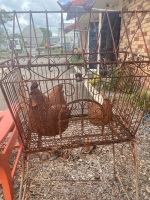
[
  {"x1": 0, "y1": 9, "x2": 150, "y2": 199},
  {"x1": 0, "y1": 10, "x2": 149, "y2": 152}
]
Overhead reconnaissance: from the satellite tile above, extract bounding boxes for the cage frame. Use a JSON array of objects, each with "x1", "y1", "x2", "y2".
[{"x1": 0, "y1": 9, "x2": 150, "y2": 200}]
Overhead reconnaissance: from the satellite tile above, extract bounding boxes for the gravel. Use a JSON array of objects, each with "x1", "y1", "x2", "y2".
[{"x1": 0, "y1": 121, "x2": 149, "y2": 200}]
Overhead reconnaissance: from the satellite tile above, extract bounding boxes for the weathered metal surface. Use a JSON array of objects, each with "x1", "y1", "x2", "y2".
[
  {"x1": 0, "y1": 9, "x2": 149, "y2": 199},
  {"x1": 0, "y1": 9, "x2": 149, "y2": 152}
]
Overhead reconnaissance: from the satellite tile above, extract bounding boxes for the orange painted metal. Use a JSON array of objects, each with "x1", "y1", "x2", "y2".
[{"x1": 0, "y1": 109, "x2": 23, "y2": 200}]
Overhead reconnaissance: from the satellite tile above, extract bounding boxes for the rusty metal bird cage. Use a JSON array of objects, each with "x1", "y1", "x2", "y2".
[{"x1": 0, "y1": 8, "x2": 150, "y2": 200}]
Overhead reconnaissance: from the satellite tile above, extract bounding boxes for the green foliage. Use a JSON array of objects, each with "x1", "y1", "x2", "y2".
[
  {"x1": 40, "y1": 27, "x2": 52, "y2": 39},
  {"x1": 0, "y1": 9, "x2": 13, "y2": 44},
  {"x1": 70, "y1": 54, "x2": 81, "y2": 63},
  {"x1": 93, "y1": 67, "x2": 137, "y2": 93},
  {"x1": 0, "y1": 9, "x2": 13, "y2": 24},
  {"x1": 125, "y1": 90, "x2": 150, "y2": 111},
  {"x1": 101, "y1": 68, "x2": 120, "y2": 91},
  {"x1": 109, "y1": 67, "x2": 133, "y2": 91},
  {"x1": 138, "y1": 91, "x2": 150, "y2": 110},
  {"x1": 88, "y1": 65, "x2": 150, "y2": 111},
  {"x1": 89, "y1": 73, "x2": 101, "y2": 85},
  {"x1": 51, "y1": 47, "x2": 61, "y2": 54}
]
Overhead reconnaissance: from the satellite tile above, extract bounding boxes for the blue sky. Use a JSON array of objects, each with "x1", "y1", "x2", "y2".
[{"x1": 61, "y1": 0, "x2": 71, "y2": 3}]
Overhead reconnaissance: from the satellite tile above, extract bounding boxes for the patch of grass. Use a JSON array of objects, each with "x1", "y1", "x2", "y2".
[
  {"x1": 51, "y1": 47, "x2": 61, "y2": 54},
  {"x1": 0, "y1": 51, "x2": 10, "y2": 54},
  {"x1": 0, "y1": 51, "x2": 11, "y2": 58},
  {"x1": 126, "y1": 90, "x2": 150, "y2": 111}
]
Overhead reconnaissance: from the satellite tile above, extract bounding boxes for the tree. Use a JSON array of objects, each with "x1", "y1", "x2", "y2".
[
  {"x1": 0, "y1": 9, "x2": 13, "y2": 24},
  {"x1": 0, "y1": 9, "x2": 13, "y2": 45},
  {"x1": 39, "y1": 27, "x2": 52, "y2": 46},
  {"x1": 40, "y1": 27, "x2": 52, "y2": 39}
]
